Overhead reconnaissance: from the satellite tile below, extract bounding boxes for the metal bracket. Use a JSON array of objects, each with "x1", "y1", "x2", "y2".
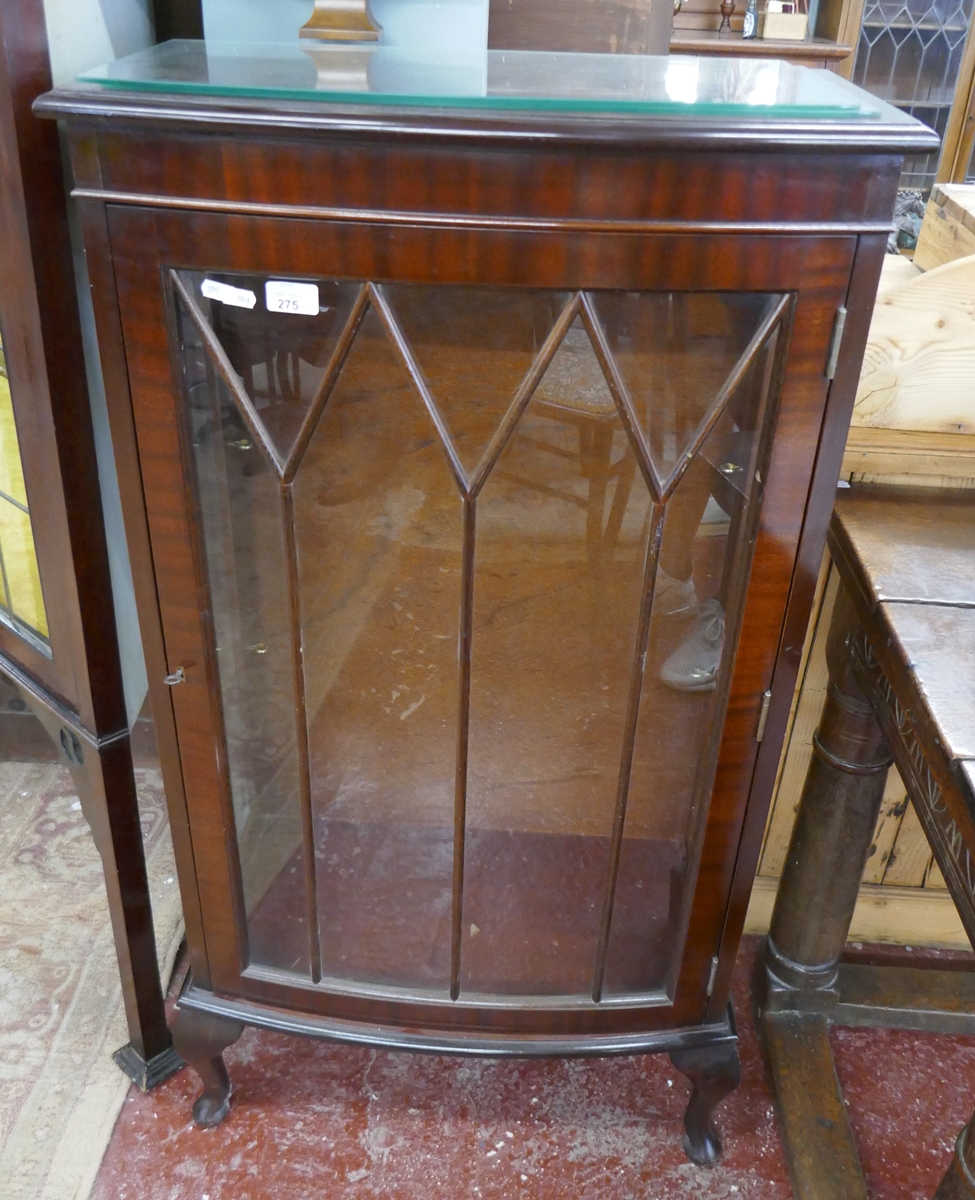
[{"x1": 825, "y1": 305, "x2": 848, "y2": 380}]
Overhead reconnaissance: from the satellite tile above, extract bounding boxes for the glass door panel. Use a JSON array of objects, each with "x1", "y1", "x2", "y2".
[
  {"x1": 295, "y1": 305, "x2": 463, "y2": 992},
  {"x1": 0, "y1": 330, "x2": 48, "y2": 649},
  {"x1": 169, "y1": 269, "x2": 788, "y2": 1003}
]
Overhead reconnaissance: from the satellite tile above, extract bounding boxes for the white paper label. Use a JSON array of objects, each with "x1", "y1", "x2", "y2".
[
  {"x1": 265, "y1": 280, "x2": 320, "y2": 316},
  {"x1": 200, "y1": 278, "x2": 257, "y2": 309}
]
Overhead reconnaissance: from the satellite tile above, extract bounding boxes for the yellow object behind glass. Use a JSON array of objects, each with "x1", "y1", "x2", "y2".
[{"x1": 0, "y1": 339, "x2": 49, "y2": 641}]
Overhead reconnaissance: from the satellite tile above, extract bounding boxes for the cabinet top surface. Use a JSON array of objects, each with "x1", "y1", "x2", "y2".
[{"x1": 40, "y1": 39, "x2": 937, "y2": 151}]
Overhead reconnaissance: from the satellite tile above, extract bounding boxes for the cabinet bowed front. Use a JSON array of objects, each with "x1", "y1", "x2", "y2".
[{"x1": 38, "y1": 47, "x2": 936, "y2": 1162}]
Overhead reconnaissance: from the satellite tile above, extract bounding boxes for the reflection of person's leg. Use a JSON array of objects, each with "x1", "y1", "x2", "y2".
[
  {"x1": 659, "y1": 455, "x2": 712, "y2": 608},
  {"x1": 658, "y1": 456, "x2": 725, "y2": 692}
]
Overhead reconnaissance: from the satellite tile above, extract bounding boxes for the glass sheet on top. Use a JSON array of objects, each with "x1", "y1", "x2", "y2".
[{"x1": 80, "y1": 39, "x2": 915, "y2": 122}]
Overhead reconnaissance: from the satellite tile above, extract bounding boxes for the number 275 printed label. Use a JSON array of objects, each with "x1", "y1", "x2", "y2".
[{"x1": 265, "y1": 280, "x2": 320, "y2": 316}]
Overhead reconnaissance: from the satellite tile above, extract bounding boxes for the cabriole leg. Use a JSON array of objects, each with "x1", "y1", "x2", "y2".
[
  {"x1": 669, "y1": 1038, "x2": 742, "y2": 1165},
  {"x1": 171, "y1": 1006, "x2": 244, "y2": 1128}
]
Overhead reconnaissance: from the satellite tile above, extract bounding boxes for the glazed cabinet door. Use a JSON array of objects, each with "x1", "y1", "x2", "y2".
[{"x1": 107, "y1": 205, "x2": 854, "y2": 1040}]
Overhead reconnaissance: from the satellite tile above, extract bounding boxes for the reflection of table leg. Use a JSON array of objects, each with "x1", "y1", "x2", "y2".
[
  {"x1": 10, "y1": 671, "x2": 182, "y2": 1089},
  {"x1": 758, "y1": 583, "x2": 892, "y2": 1200}
]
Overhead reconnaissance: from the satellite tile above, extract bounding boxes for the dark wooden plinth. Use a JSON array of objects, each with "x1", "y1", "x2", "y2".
[{"x1": 757, "y1": 484, "x2": 975, "y2": 1200}]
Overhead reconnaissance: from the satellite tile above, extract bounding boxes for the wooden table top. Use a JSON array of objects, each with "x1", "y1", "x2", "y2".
[
  {"x1": 881, "y1": 603, "x2": 975, "y2": 762},
  {"x1": 832, "y1": 484, "x2": 975, "y2": 608},
  {"x1": 830, "y1": 482, "x2": 975, "y2": 799}
]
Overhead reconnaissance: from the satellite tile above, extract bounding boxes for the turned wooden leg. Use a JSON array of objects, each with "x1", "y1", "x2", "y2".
[
  {"x1": 171, "y1": 1006, "x2": 244, "y2": 1128},
  {"x1": 936, "y1": 1117, "x2": 975, "y2": 1200},
  {"x1": 758, "y1": 583, "x2": 893, "y2": 1200},
  {"x1": 765, "y1": 584, "x2": 893, "y2": 1003},
  {"x1": 669, "y1": 1039, "x2": 742, "y2": 1165}
]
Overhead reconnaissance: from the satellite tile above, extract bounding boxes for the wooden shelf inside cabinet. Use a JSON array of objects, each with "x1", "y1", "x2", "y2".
[{"x1": 671, "y1": 30, "x2": 854, "y2": 65}]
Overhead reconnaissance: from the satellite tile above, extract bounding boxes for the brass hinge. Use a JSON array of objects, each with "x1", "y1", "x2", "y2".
[
  {"x1": 756, "y1": 689, "x2": 772, "y2": 743},
  {"x1": 706, "y1": 955, "x2": 720, "y2": 997},
  {"x1": 825, "y1": 305, "x2": 848, "y2": 379}
]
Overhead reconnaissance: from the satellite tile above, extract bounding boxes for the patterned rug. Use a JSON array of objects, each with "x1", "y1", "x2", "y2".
[{"x1": 0, "y1": 761, "x2": 183, "y2": 1200}]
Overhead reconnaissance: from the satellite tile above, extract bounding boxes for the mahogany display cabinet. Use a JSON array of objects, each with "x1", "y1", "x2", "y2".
[
  {"x1": 0, "y1": 0, "x2": 178, "y2": 1088},
  {"x1": 39, "y1": 45, "x2": 935, "y2": 1162}
]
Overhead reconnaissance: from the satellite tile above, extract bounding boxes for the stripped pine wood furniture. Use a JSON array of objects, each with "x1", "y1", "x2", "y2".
[
  {"x1": 39, "y1": 52, "x2": 933, "y2": 1159},
  {"x1": 758, "y1": 483, "x2": 975, "y2": 1200},
  {"x1": 751, "y1": 250, "x2": 975, "y2": 950},
  {"x1": 914, "y1": 186, "x2": 975, "y2": 273}
]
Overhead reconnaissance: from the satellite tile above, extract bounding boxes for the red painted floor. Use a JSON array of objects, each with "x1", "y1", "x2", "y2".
[{"x1": 90, "y1": 940, "x2": 972, "y2": 1200}]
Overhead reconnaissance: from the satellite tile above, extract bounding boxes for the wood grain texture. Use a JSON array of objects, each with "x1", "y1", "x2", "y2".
[
  {"x1": 36, "y1": 84, "x2": 938, "y2": 164},
  {"x1": 745, "y1": 875, "x2": 970, "y2": 945},
  {"x1": 761, "y1": 1012, "x2": 868, "y2": 1200},
  {"x1": 881, "y1": 799, "x2": 934, "y2": 888},
  {"x1": 881, "y1": 603, "x2": 975, "y2": 762},
  {"x1": 853, "y1": 254, "x2": 975, "y2": 435},
  {"x1": 842, "y1": 427, "x2": 975, "y2": 479},
  {"x1": 939, "y1": 14, "x2": 975, "y2": 184},
  {"x1": 760, "y1": 484, "x2": 975, "y2": 942},
  {"x1": 832, "y1": 483, "x2": 975, "y2": 607},
  {"x1": 914, "y1": 187, "x2": 975, "y2": 271},
  {"x1": 861, "y1": 765, "x2": 908, "y2": 884},
  {"x1": 75, "y1": 198, "x2": 212, "y2": 991}
]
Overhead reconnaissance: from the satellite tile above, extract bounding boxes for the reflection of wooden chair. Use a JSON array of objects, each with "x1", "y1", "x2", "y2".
[
  {"x1": 524, "y1": 323, "x2": 638, "y2": 564},
  {"x1": 208, "y1": 277, "x2": 339, "y2": 407},
  {"x1": 534, "y1": 398, "x2": 638, "y2": 563},
  {"x1": 299, "y1": 0, "x2": 674, "y2": 56}
]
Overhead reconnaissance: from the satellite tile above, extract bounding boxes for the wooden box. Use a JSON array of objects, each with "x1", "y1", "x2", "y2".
[{"x1": 760, "y1": 11, "x2": 809, "y2": 39}]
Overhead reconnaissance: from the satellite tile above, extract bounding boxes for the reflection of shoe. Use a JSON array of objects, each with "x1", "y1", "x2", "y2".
[
  {"x1": 655, "y1": 568, "x2": 698, "y2": 617},
  {"x1": 660, "y1": 600, "x2": 725, "y2": 692}
]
